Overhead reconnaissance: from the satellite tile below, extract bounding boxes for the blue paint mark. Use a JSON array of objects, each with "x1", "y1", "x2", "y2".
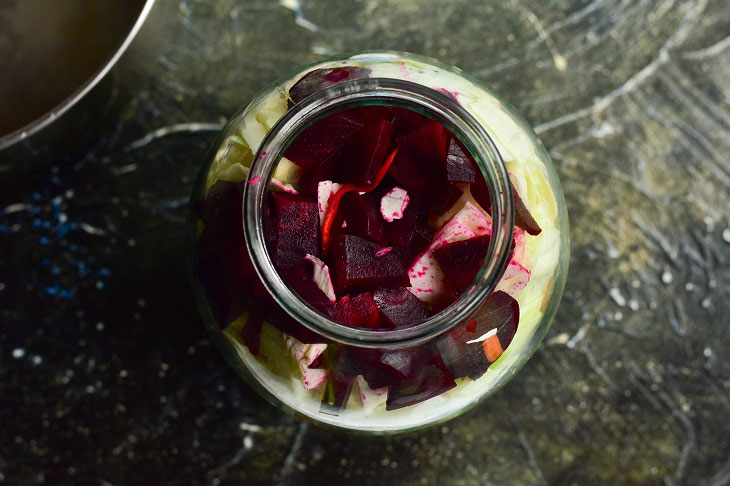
[
  {"x1": 98, "y1": 268, "x2": 111, "y2": 277},
  {"x1": 39, "y1": 236, "x2": 50, "y2": 245},
  {"x1": 45, "y1": 285, "x2": 74, "y2": 299}
]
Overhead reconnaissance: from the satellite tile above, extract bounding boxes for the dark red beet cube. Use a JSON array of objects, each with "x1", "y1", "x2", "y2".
[
  {"x1": 335, "y1": 192, "x2": 386, "y2": 245},
  {"x1": 424, "y1": 182, "x2": 463, "y2": 216},
  {"x1": 471, "y1": 178, "x2": 541, "y2": 235},
  {"x1": 350, "y1": 347, "x2": 425, "y2": 383},
  {"x1": 397, "y1": 120, "x2": 449, "y2": 165},
  {"x1": 195, "y1": 181, "x2": 254, "y2": 326},
  {"x1": 432, "y1": 235, "x2": 491, "y2": 292},
  {"x1": 320, "y1": 347, "x2": 357, "y2": 416},
  {"x1": 332, "y1": 293, "x2": 381, "y2": 328},
  {"x1": 435, "y1": 327, "x2": 489, "y2": 380},
  {"x1": 284, "y1": 112, "x2": 364, "y2": 169},
  {"x1": 384, "y1": 200, "x2": 419, "y2": 248},
  {"x1": 471, "y1": 291, "x2": 520, "y2": 342},
  {"x1": 279, "y1": 265, "x2": 335, "y2": 317},
  {"x1": 514, "y1": 189, "x2": 542, "y2": 235},
  {"x1": 289, "y1": 66, "x2": 371, "y2": 105},
  {"x1": 331, "y1": 235, "x2": 410, "y2": 293},
  {"x1": 334, "y1": 119, "x2": 395, "y2": 185},
  {"x1": 389, "y1": 148, "x2": 438, "y2": 194},
  {"x1": 470, "y1": 175, "x2": 491, "y2": 213},
  {"x1": 445, "y1": 138, "x2": 477, "y2": 183},
  {"x1": 269, "y1": 193, "x2": 320, "y2": 268},
  {"x1": 297, "y1": 150, "x2": 338, "y2": 194},
  {"x1": 390, "y1": 108, "x2": 429, "y2": 135},
  {"x1": 373, "y1": 288, "x2": 430, "y2": 328},
  {"x1": 386, "y1": 354, "x2": 456, "y2": 411}
]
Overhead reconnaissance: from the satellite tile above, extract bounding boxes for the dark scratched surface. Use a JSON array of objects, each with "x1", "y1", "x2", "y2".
[{"x1": 1, "y1": 0, "x2": 729, "y2": 484}]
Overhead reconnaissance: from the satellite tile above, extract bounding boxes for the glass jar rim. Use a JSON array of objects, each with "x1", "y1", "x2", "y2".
[{"x1": 244, "y1": 78, "x2": 514, "y2": 348}]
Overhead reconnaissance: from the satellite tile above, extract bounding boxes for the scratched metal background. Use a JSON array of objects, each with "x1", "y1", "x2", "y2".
[{"x1": 1, "y1": 0, "x2": 729, "y2": 484}]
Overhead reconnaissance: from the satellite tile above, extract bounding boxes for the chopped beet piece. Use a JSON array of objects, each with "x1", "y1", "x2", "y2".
[
  {"x1": 284, "y1": 113, "x2": 364, "y2": 169},
  {"x1": 297, "y1": 150, "x2": 338, "y2": 194},
  {"x1": 470, "y1": 175, "x2": 491, "y2": 213},
  {"x1": 436, "y1": 333, "x2": 490, "y2": 380},
  {"x1": 432, "y1": 235, "x2": 491, "y2": 292},
  {"x1": 389, "y1": 148, "x2": 438, "y2": 194},
  {"x1": 471, "y1": 178, "x2": 541, "y2": 235},
  {"x1": 350, "y1": 347, "x2": 425, "y2": 383},
  {"x1": 445, "y1": 138, "x2": 477, "y2": 183},
  {"x1": 332, "y1": 293, "x2": 381, "y2": 328},
  {"x1": 471, "y1": 291, "x2": 520, "y2": 341},
  {"x1": 242, "y1": 310, "x2": 265, "y2": 356},
  {"x1": 397, "y1": 120, "x2": 449, "y2": 165},
  {"x1": 269, "y1": 193, "x2": 320, "y2": 268},
  {"x1": 384, "y1": 199, "x2": 420, "y2": 248},
  {"x1": 347, "y1": 105, "x2": 402, "y2": 127},
  {"x1": 424, "y1": 182, "x2": 463, "y2": 216},
  {"x1": 386, "y1": 354, "x2": 456, "y2": 410},
  {"x1": 334, "y1": 119, "x2": 395, "y2": 185},
  {"x1": 334, "y1": 192, "x2": 386, "y2": 245},
  {"x1": 390, "y1": 108, "x2": 429, "y2": 135},
  {"x1": 331, "y1": 235, "x2": 410, "y2": 293},
  {"x1": 279, "y1": 265, "x2": 335, "y2": 317},
  {"x1": 320, "y1": 348, "x2": 357, "y2": 416},
  {"x1": 195, "y1": 181, "x2": 254, "y2": 326},
  {"x1": 289, "y1": 66, "x2": 371, "y2": 105},
  {"x1": 373, "y1": 288, "x2": 430, "y2": 328},
  {"x1": 514, "y1": 189, "x2": 542, "y2": 235}
]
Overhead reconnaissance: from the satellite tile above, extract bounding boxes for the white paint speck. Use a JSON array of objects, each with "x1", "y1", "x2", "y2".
[
  {"x1": 12, "y1": 348, "x2": 25, "y2": 359},
  {"x1": 31, "y1": 355, "x2": 42, "y2": 365},
  {"x1": 703, "y1": 346, "x2": 712, "y2": 358},
  {"x1": 701, "y1": 297, "x2": 711, "y2": 309},
  {"x1": 239, "y1": 422, "x2": 263, "y2": 433},
  {"x1": 243, "y1": 435, "x2": 254, "y2": 450},
  {"x1": 96, "y1": 322, "x2": 105, "y2": 331},
  {"x1": 628, "y1": 299, "x2": 639, "y2": 311},
  {"x1": 58, "y1": 213, "x2": 68, "y2": 224},
  {"x1": 608, "y1": 288, "x2": 626, "y2": 307},
  {"x1": 0, "y1": 282, "x2": 5, "y2": 290},
  {"x1": 661, "y1": 270, "x2": 673, "y2": 284},
  {"x1": 723, "y1": 228, "x2": 730, "y2": 243}
]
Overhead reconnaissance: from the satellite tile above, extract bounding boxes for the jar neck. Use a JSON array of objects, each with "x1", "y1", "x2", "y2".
[{"x1": 243, "y1": 78, "x2": 514, "y2": 348}]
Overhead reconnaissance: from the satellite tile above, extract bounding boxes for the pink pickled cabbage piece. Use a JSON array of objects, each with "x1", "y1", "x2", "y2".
[
  {"x1": 407, "y1": 201, "x2": 491, "y2": 303},
  {"x1": 375, "y1": 246, "x2": 393, "y2": 257},
  {"x1": 286, "y1": 337, "x2": 328, "y2": 390},
  {"x1": 304, "y1": 254, "x2": 336, "y2": 303},
  {"x1": 407, "y1": 250, "x2": 453, "y2": 303},
  {"x1": 512, "y1": 227, "x2": 527, "y2": 262},
  {"x1": 495, "y1": 260, "x2": 530, "y2": 297},
  {"x1": 317, "y1": 180, "x2": 343, "y2": 228},
  {"x1": 355, "y1": 375, "x2": 388, "y2": 413},
  {"x1": 271, "y1": 179, "x2": 299, "y2": 194},
  {"x1": 380, "y1": 186, "x2": 410, "y2": 222}
]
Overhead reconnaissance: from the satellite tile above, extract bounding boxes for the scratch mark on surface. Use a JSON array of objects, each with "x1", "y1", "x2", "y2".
[
  {"x1": 523, "y1": 9, "x2": 567, "y2": 71},
  {"x1": 275, "y1": 422, "x2": 308, "y2": 483},
  {"x1": 682, "y1": 34, "x2": 730, "y2": 59},
  {"x1": 124, "y1": 122, "x2": 223, "y2": 152},
  {"x1": 535, "y1": 0, "x2": 708, "y2": 133}
]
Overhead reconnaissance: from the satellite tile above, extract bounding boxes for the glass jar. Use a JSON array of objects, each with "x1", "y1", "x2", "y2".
[{"x1": 187, "y1": 51, "x2": 569, "y2": 433}]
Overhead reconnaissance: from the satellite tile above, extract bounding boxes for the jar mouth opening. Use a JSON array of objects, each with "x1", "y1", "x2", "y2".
[{"x1": 244, "y1": 78, "x2": 514, "y2": 348}]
